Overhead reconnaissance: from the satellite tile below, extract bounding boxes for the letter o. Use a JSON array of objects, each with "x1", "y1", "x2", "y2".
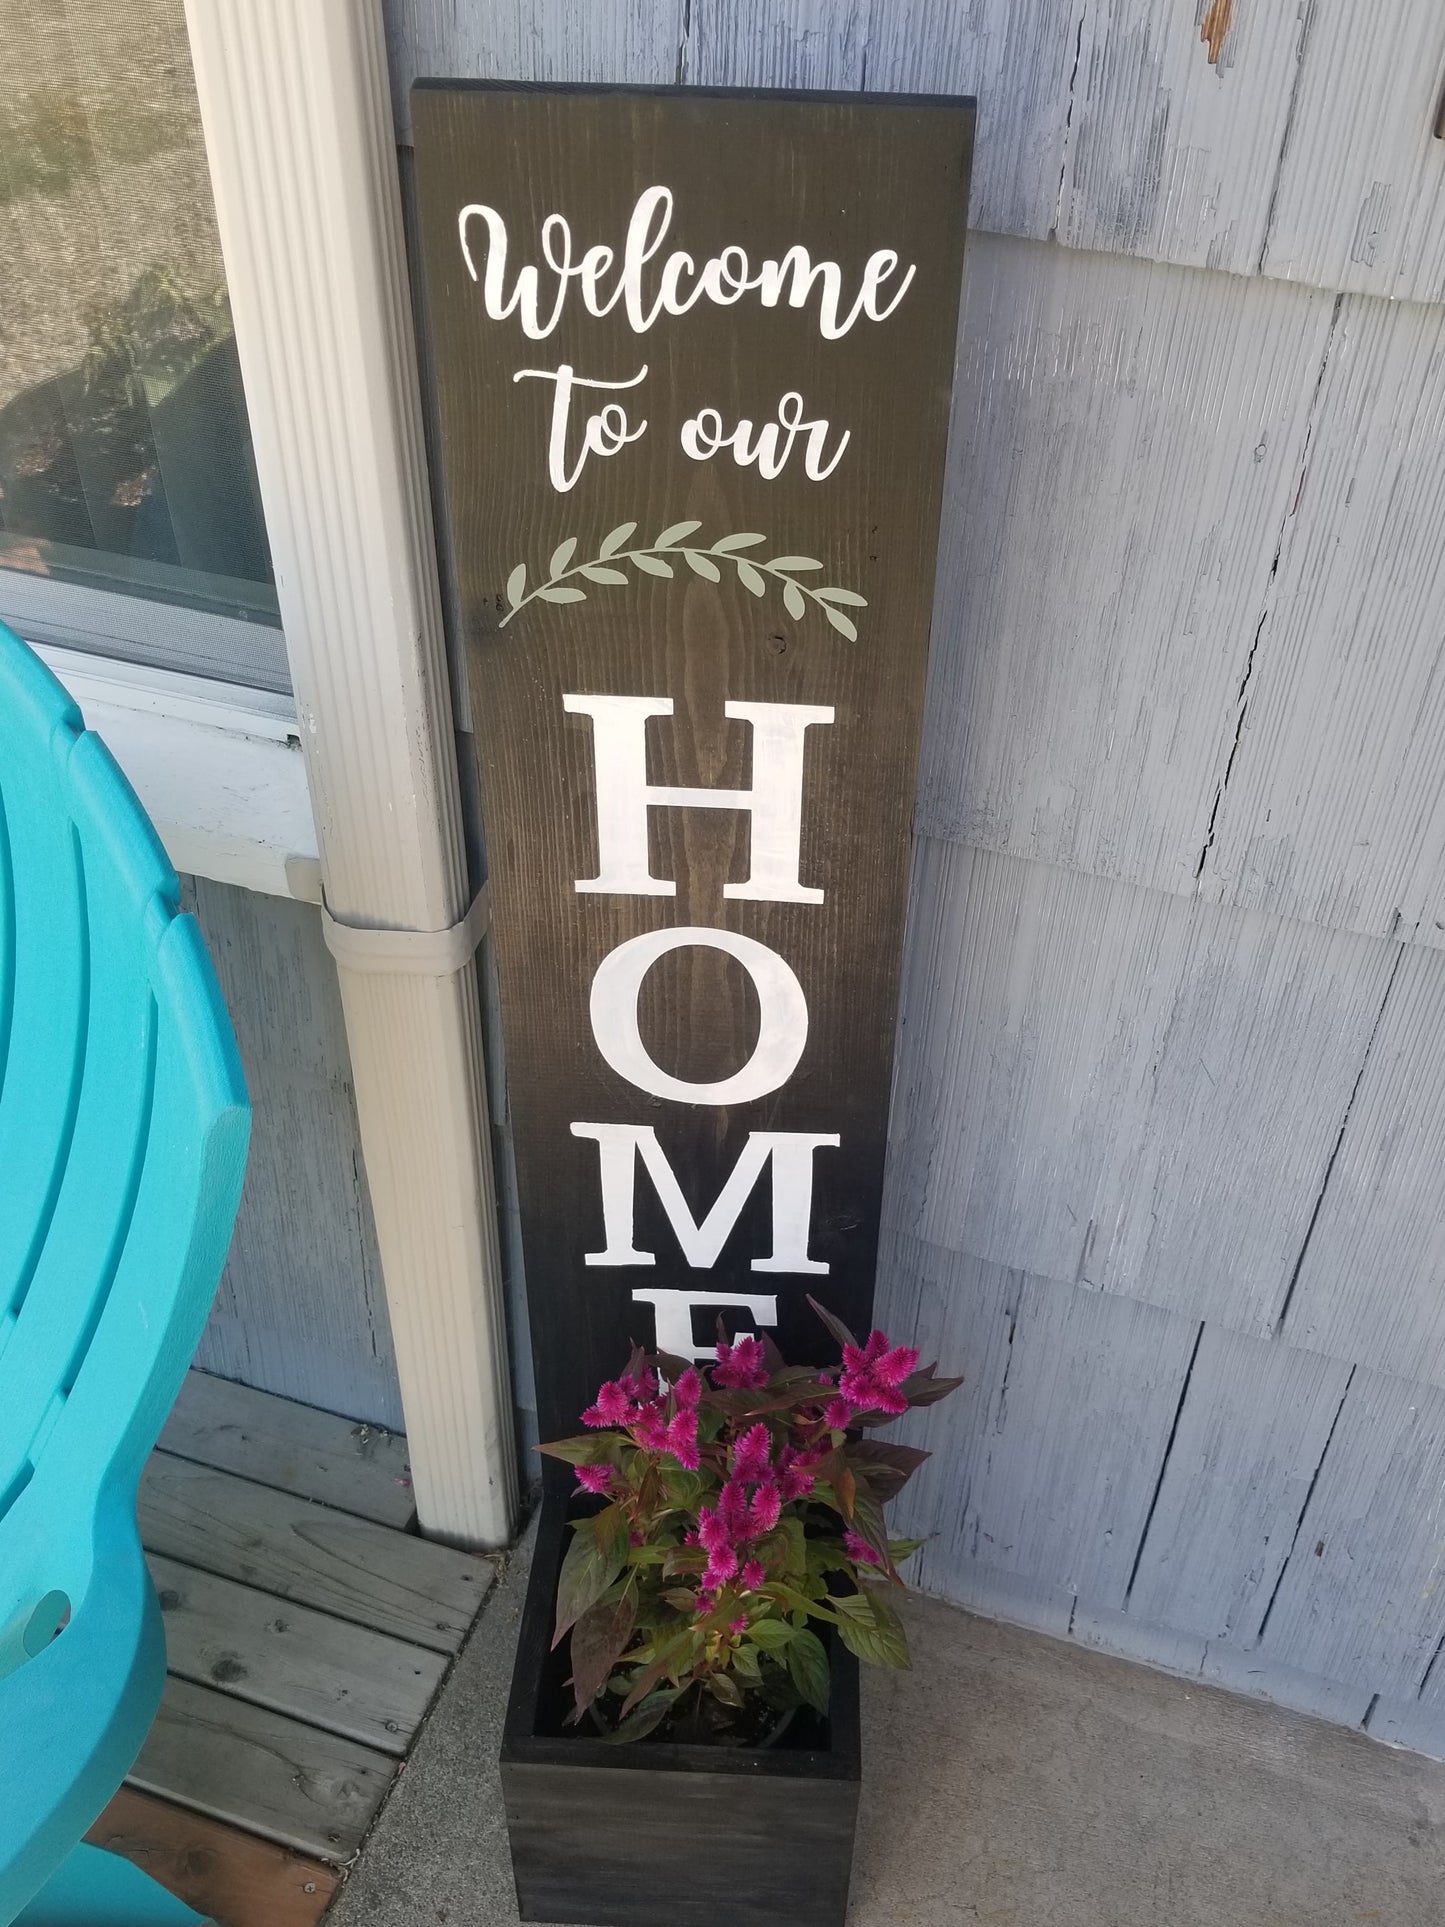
[{"x1": 589, "y1": 926, "x2": 808, "y2": 1105}]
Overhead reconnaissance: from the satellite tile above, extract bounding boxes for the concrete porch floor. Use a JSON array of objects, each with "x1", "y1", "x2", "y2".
[{"x1": 328, "y1": 1527, "x2": 1445, "y2": 1927}]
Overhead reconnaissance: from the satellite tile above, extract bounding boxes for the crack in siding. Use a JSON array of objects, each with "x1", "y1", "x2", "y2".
[
  {"x1": 1049, "y1": 4, "x2": 1089, "y2": 243},
  {"x1": 1416, "y1": 1623, "x2": 1445, "y2": 1702},
  {"x1": 1363, "y1": 1692, "x2": 1381, "y2": 1729},
  {"x1": 1194, "y1": 291, "x2": 1344, "y2": 886},
  {"x1": 1255, "y1": 0, "x2": 1319, "y2": 275},
  {"x1": 675, "y1": 0, "x2": 693, "y2": 84},
  {"x1": 1274, "y1": 939, "x2": 1405, "y2": 1335},
  {"x1": 1254, "y1": 1363, "x2": 1355, "y2": 1642},
  {"x1": 1123, "y1": 1321, "x2": 1205, "y2": 1608}
]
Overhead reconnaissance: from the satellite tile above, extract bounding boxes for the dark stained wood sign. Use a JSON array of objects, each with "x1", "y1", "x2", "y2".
[{"x1": 411, "y1": 83, "x2": 973, "y2": 1446}]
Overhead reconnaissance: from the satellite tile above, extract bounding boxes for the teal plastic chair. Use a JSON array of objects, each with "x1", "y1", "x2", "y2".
[{"x1": 0, "y1": 621, "x2": 251, "y2": 1926}]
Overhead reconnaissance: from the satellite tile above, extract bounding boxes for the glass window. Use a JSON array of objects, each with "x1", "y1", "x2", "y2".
[{"x1": 0, "y1": 0, "x2": 287, "y2": 688}]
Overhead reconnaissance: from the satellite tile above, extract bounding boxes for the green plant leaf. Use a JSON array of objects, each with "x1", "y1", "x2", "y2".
[
  {"x1": 537, "y1": 585, "x2": 587, "y2": 605},
  {"x1": 633, "y1": 552, "x2": 675, "y2": 577},
  {"x1": 685, "y1": 550, "x2": 721, "y2": 582},
  {"x1": 706, "y1": 1670, "x2": 744, "y2": 1706},
  {"x1": 619, "y1": 1629, "x2": 697, "y2": 1716},
  {"x1": 736, "y1": 559, "x2": 767, "y2": 596},
  {"x1": 654, "y1": 519, "x2": 702, "y2": 548},
  {"x1": 733, "y1": 1643, "x2": 762, "y2": 1681},
  {"x1": 598, "y1": 521, "x2": 637, "y2": 557},
  {"x1": 787, "y1": 1627, "x2": 831, "y2": 1714},
  {"x1": 769, "y1": 556, "x2": 824, "y2": 571},
  {"x1": 900, "y1": 1365, "x2": 966, "y2": 1407},
  {"x1": 807, "y1": 1295, "x2": 860, "y2": 1352},
  {"x1": 569, "y1": 1591, "x2": 637, "y2": 1717},
  {"x1": 815, "y1": 586, "x2": 867, "y2": 607},
  {"x1": 602, "y1": 1686, "x2": 682, "y2": 1744},
  {"x1": 549, "y1": 536, "x2": 578, "y2": 575},
  {"x1": 845, "y1": 1439, "x2": 930, "y2": 1498},
  {"x1": 505, "y1": 563, "x2": 527, "y2": 609},
  {"x1": 823, "y1": 606, "x2": 858, "y2": 641},
  {"x1": 535, "y1": 1433, "x2": 616, "y2": 1468},
  {"x1": 580, "y1": 564, "x2": 629, "y2": 585},
  {"x1": 847, "y1": 1478, "x2": 891, "y2": 1567},
  {"x1": 748, "y1": 1617, "x2": 796, "y2": 1650},
  {"x1": 552, "y1": 1523, "x2": 627, "y2": 1649},
  {"x1": 782, "y1": 579, "x2": 806, "y2": 621},
  {"x1": 833, "y1": 1586, "x2": 910, "y2": 1669},
  {"x1": 889, "y1": 1537, "x2": 927, "y2": 1563},
  {"x1": 711, "y1": 532, "x2": 766, "y2": 552}
]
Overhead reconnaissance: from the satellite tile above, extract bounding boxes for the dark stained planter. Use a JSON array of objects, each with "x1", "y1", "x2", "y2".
[{"x1": 501, "y1": 1489, "x2": 862, "y2": 1927}]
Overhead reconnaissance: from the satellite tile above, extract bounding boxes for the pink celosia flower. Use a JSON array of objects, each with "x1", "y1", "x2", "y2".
[
  {"x1": 724, "y1": 1477, "x2": 758, "y2": 1536},
  {"x1": 845, "y1": 1529, "x2": 884, "y2": 1566},
  {"x1": 620, "y1": 1361, "x2": 659, "y2": 1401},
  {"x1": 747, "y1": 1479, "x2": 781, "y2": 1537},
  {"x1": 575, "y1": 1463, "x2": 613, "y2": 1495},
  {"x1": 712, "y1": 1334, "x2": 768, "y2": 1389},
  {"x1": 674, "y1": 1366, "x2": 702, "y2": 1408},
  {"x1": 838, "y1": 1330, "x2": 919, "y2": 1418},
  {"x1": 704, "y1": 1542, "x2": 738, "y2": 1589},
  {"x1": 740, "y1": 1558, "x2": 766, "y2": 1590},
  {"x1": 663, "y1": 1408, "x2": 701, "y2": 1471},
  {"x1": 823, "y1": 1395, "x2": 854, "y2": 1430},
  {"x1": 729, "y1": 1615, "x2": 749, "y2": 1636},
  {"x1": 581, "y1": 1378, "x2": 632, "y2": 1427},
  {"x1": 698, "y1": 1507, "x2": 733, "y2": 1555},
  {"x1": 775, "y1": 1446, "x2": 816, "y2": 1503},
  {"x1": 731, "y1": 1422, "x2": 772, "y2": 1483}
]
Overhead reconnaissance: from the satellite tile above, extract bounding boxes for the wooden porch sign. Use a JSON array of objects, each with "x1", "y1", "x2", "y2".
[{"x1": 411, "y1": 83, "x2": 973, "y2": 1444}]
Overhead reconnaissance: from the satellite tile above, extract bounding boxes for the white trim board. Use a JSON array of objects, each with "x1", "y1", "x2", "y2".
[{"x1": 36, "y1": 645, "x2": 320, "y2": 904}]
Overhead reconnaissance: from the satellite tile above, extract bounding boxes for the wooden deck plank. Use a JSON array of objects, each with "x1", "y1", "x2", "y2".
[
  {"x1": 139, "y1": 1454, "x2": 492, "y2": 1653},
  {"x1": 87, "y1": 1787, "x2": 338, "y2": 1927},
  {"x1": 160, "y1": 1370, "x2": 415, "y2": 1529},
  {"x1": 128, "y1": 1677, "x2": 395, "y2": 1862},
  {"x1": 149, "y1": 1553, "x2": 446, "y2": 1755}
]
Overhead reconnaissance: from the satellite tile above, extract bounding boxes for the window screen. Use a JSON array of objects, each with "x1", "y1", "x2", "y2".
[{"x1": 0, "y1": 0, "x2": 287, "y2": 689}]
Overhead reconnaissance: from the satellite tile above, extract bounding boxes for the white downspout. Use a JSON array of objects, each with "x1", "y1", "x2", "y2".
[{"x1": 182, "y1": 0, "x2": 518, "y2": 1547}]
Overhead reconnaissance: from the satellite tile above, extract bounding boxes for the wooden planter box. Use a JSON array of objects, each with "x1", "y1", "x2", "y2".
[{"x1": 500, "y1": 1490, "x2": 862, "y2": 1927}]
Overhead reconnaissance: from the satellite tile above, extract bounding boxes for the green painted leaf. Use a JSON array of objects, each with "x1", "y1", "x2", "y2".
[
  {"x1": 748, "y1": 1617, "x2": 796, "y2": 1650},
  {"x1": 569, "y1": 1591, "x2": 637, "y2": 1716},
  {"x1": 769, "y1": 556, "x2": 824, "y2": 571},
  {"x1": 736, "y1": 560, "x2": 767, "y2": 596},
  {"x1": 505, "y1": 563, "x2": 527, "y2": 609},
  {"x1": 685, "y1": 550, "x2": 721, "y2": 582},
  {"x1": 580, "y1": 564, "x2": 629, "y2": 585},
  {"x1": 553, "y1": 1524, "x2": 627, "y2": 1649},
  {"x1": 633, "y1": 552, "x2": 675, "y2": 577},
  {"x1": 654, "y1": 519, "x2": 702, "y2": 548},
  {"x1": 537, "y1": 585, "x2": 588, "y2": 604},
  {"x1": 549, "y1": 536, "x2": 578, "y2": 575},
  {"x1": 598, "y1": 521, "x2": 637, "y2": 557},
  {"x1": 815, "y1": 586, "x2": 867, "y2": 607},
  {"x1": 823, "y1": 606, "x2": 858, "y2": 641},
  {"x1": 787, "y1": 1627, "x2": 831, "y2": 1714},
  {"x1": 711, "y1": 532, "x2": 766, "y2": 552},
  {"x1": 782, "y1": 579, "x2": 806, "y2": 621}
]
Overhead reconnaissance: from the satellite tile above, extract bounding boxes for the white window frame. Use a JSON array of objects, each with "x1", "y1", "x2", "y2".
[{"x1": 8, "y1": 0, "x2": 517, "y2": 1550}]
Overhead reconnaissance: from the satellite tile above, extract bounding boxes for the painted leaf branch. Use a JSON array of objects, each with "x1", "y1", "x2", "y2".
[{"x1": 500, "y1": 520, "x2": 866, "y2": 639}]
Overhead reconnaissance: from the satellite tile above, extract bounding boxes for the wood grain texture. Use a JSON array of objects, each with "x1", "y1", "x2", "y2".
[
  {"x1": 884, "y1": 840, "x2": 1395, "y2": 1332},
  {"x1": 88, "y1": 1787, "x2": 339, "y2": 1927},
  {"x1": 184, "y1": 879, "x2": 404, "y2": 1431},
  {"x1": 1255, "y1": 1367, "x2": 1445, "y2": 1700},
  {"x1": 1261, "y1": 1, "x2": 1445, "y2": 304},
  {"x1": 1058, "y1": 0, "x2": 1305, "y2": 274},
  {"x1": 148, "y1": 1553, "x2": 446, "y2": 1754},
  {"x1": 1125, "y1": 1325, "x2": 1353, "y2": 1643},
  {"x1": 160, "y1": 1369, "x2": 415, "y2": 1529},
  {"x1": 878, "y1": 1234, "x2": 1197, "y2": 1605},
  {"x1": 1282, "y1": 945, "x2": 1445, "y2": 1388},
  {"x1": 915, "y1": 235, "x2": 1334, "y2": 890},
  {"x1": 1200, "y1": 296, "x2": 1445, "y2": 948},
  {"x1": 139, "y1": 1454, "x2": 493, "y2": 1653},
  {"x1": 383, "y1": 0, "x2": 689, "y2": 140},
  {"x1": 129, "y1": 1676, "x2": 395, "y2": 1861}
]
